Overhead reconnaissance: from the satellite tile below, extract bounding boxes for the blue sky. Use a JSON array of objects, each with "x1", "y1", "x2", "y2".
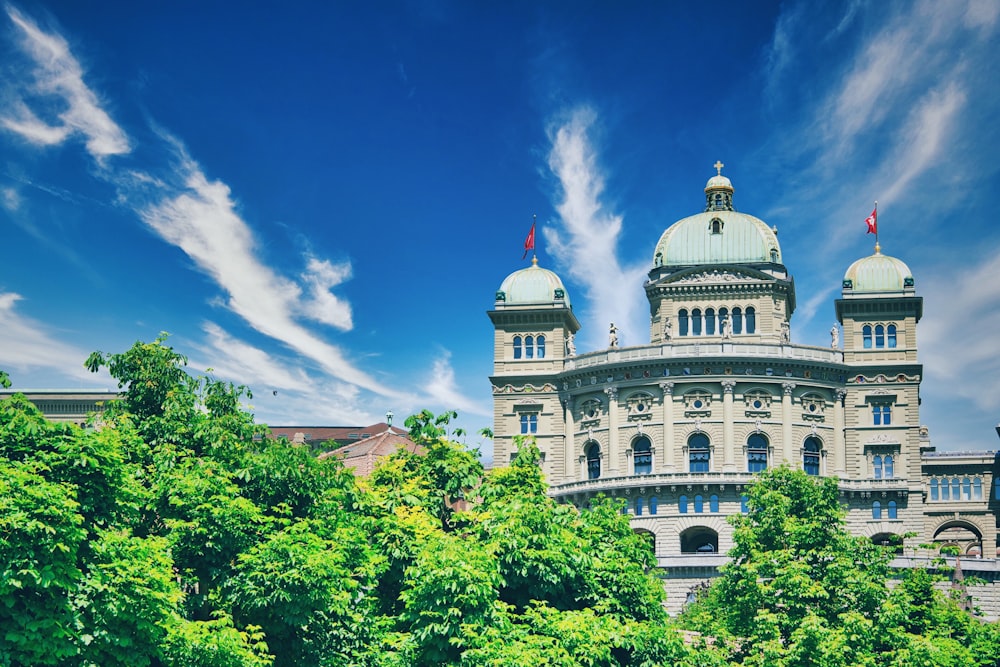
[{"x1": 2, "y1": 1, "x2": 999, "y2": 459}]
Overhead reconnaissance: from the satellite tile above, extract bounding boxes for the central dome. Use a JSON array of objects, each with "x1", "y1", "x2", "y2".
[{"x1": 652, "y1": 168, "x2": 782, "y2": 267}]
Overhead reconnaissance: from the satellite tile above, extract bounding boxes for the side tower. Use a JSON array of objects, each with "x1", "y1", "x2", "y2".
[
  {"x1": 836, "y1": 244, "x2": 923, "y2": 484},
  {"x1": 488, "y1": 257, "x2": 579, "y2": 478}
]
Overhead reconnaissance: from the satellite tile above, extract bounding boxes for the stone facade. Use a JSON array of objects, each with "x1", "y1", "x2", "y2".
[{"x1": 489, "y1": 167, "x2": 1000, "y2": 618}]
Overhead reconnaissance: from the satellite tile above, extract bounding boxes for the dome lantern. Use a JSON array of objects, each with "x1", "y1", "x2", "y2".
[{"x1": 705, "y1": 160, "x2": 734, "y2": 212}]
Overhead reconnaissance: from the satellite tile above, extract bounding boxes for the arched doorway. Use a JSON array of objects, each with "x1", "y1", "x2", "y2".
[
  {"x1": 933, "y1": 521, "x2": 982, "y2": 554},
  {"x1": 871, "y1": 532, "x2": 903, "y2": 554},
  {"x1": 680, "y1": 526, "x2": 719, "y2": 554}
]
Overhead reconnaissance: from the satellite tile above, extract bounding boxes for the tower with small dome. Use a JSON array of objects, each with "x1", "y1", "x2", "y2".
[{"x1": 487, "y1": 164, "x2": 1000, "y2": 617}]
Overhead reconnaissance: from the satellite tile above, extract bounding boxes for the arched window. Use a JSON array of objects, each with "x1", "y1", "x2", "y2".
[
  {"x1": 705, "y1": 308, "x2": 716, "y2": 335},
  {"x1": 930, "y1": 478, "x2": 939, "y2": 500},
  {"x1": 973, "y1": 478, "x2": 983, "y2": 500},
  {"x1": 803, "y1": 437, "x2": 821, "y2": 476},
  {"x1": 887, "y1": 324, "x2": 897, "y2": 348},
  {"x1": 873, "y1": 455, "x2": 883, "y2": 479},
  {"x1": 679, "y1": 309, "x2": 689, "y2": 336},
  {"x1": 875, "y1": 325, "x2": 885, "y2": 348},
  {"x1": 525, "y1": 335, "x2": 534, "y2": 359},
  {"x1": 941, "y1": 478, "x2": 950, "y2": 500},
  {"x1": 649, "y1": 496, "x2": 658, "y2": 515},
  {"x1": 635, "y1": 497, "x2": 643, "y2": 516},
  {"x1": 962, "y1": 478, "x2": 972, "y2": 501},
  {"x1": 633, "y1": 436, "x2": 652, "y2": 475},
  {"x1": 586, "y1": 442, "x2": 601, "y2": 480},
  {"x1": 888, "y1": 501, "x2": 897, "y2": 519},
  {"x1": 740, "y1": 494, "x2": 749, "y2": 513},
  {"x1": 718, "y1": 308, "x2": 728, "y2": 334},
  {"x1": 513, "y1": 336, "x2": 523, "y2": 359},
  {"x1": 863, "y1": 325, "x2": 872, "y2": 349},
  {"x1": 732, "y1": 307, "x2": 743, "y2": 334},
  {"x1": 692, "y1": 308, "x2": 703, "y2": 336},
  {"x1": 951, "y1": 478, "x2": 961, "y2": 499},
  {"x1": 688, "y1": 433, "x2": 710, "y2": 472},
  {"x1": 746, "y1": 306, "x2": 756, "y2": 334},
  {"x1": 883, "y1": 454, "x2": 894, "y2": 479},
  {"x1": 679, "y1": 495, "x2": 688, "y2": 514},
  {"x1": 872, "y1": 501, "x2": 882, "y2": 519},
  {"x1": 747, "y1": 433, "x2": 769, "y2": 473},
  {"x1": 536, "y1": 335, "x2": 545, "y2": 359},
  {"x1": 710, "y1": 494, "x2": 719, "y2": 512},
  {"x1": 694, "y1": 495, "x2": 704, "y2": 513}
]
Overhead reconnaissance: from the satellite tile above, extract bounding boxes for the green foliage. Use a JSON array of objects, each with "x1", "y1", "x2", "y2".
[
  {"x1": 678, "y1": 466, "x2": 1000, "y2": 666},
  {"x1": 7, "y1": 337, "x2": 1000, "y2": 666}
]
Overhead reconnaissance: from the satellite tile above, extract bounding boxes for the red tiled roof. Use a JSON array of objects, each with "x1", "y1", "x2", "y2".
[
  {"x1": 266, "y1": 422, "x2": 406, "y2": 445},
  {"x1": 318, "y1": 429, "x2": 422, "y2": 476}
]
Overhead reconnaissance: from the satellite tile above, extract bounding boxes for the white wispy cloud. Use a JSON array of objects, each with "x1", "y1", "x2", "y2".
[
  {"x1": 2, "y1": 5, "x2": 416, "y2": 412},
  {"x1": 1, "y1": 186, "x2": 19, "y2": 211},
  {"x1": 2, "y1": 6, "x2": 130, "y2": 160},
  {"x1": 919, "y1": 254, "x2": 1000, "y2": 412},
  {"x1": 422, "y1": 350, "x2": 491, "y2": 418},
  {"x1": 135, "y1": 145, "x2": 406, "y2": 399},
  {"x1": 0, "y1": 292, "x2": 96, "y2": 383},
  {"x1": 298, "y1": 256, "x2": 353, "y2": 330},
  {"x1": 192, "y1": 322, "x2": 389, "y2": 426},
  {"x1": 543, "y1": 107, "x2": 648, "y2": 350}
]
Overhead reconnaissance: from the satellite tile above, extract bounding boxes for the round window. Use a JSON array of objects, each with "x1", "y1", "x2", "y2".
[
  {"x1": 753, "y1": 399, "x2": 762, "y2": 409},
  {"x1": 809, "y1": 404, "x2": 817, "y2": 412},
  {"x1": 693, "y1": 399, "x2": 703, "y2": 409},
  {"x1": 636, "y1": 403, "x2": 645, "y2": 412}
]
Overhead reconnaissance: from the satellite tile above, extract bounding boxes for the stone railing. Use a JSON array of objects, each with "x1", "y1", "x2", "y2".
[
  {"x1": 550, "y1": 472, "x2": 757, "y2": 497},
  {"x1": 551, "y1": 473, "x2": 922, "y2": 499},
  {"x1": 565, "y1": 342, "x2": 843, "y2": 371}
]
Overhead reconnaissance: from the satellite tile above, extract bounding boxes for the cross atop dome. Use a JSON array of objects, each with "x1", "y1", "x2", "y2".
[{"x1": 714, "y1": 160, "x2": 724, "y2": 175}]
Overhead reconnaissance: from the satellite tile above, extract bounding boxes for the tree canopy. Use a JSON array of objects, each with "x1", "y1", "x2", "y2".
[{"x1": 1, "y1": 336, "x2": 998, "y2": 666}]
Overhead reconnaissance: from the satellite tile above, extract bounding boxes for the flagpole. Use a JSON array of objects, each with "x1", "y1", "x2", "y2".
[{"x1": 874, "y1": 200, "x2": 879, "y2": 253}]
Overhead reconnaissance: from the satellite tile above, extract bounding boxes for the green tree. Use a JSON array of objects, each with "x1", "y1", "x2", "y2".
[{"x1": 680, "y1": 466, "x2": 1000, "y2": 666}]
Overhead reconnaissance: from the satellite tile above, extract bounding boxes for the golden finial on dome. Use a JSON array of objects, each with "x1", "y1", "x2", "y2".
[
  {"x1": 874, "y1": 242, "x2": 881, "y2": 255},
  {"x1": 714, "y1": 160, "x2": 724, "y2": 176},
  {"x1": 531, "y1": 256, "x2": 539, "y2": 266}
]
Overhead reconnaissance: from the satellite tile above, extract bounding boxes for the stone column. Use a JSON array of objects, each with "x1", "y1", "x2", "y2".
[
  {"x1": 834, "y1": 389, "x2": 847, "y2": 476},
  {"x1": 722, "y1": 380, "x2": 737, "y2": 472},
  {"x1": 562, "y1": 394, "x2": 575, "y2": 483},
  {"x1": 781, "y1": 382, "x2": 796, "y2": 464},
  {"x1": 659, "y1": 381, "x2": 675, "y2": 472},
  {"x1": 605, "y1": 386, "x2": 619, "y2": 474}
]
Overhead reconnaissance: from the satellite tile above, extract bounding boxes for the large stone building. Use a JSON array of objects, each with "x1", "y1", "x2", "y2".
[{"x1": 488, "y1": 166, "x2": 1000, "y2": 616}]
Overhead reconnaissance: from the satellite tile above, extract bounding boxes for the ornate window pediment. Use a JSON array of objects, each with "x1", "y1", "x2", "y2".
[
  {"x1": 626, "y1": 392, "x2": 654, "y2": 420},
  {"x1": 743, "y1": 389, "x2": 772, "y2": 418},
  {"x1": 683, "y1": 391, "x2": 712, "y2": 417},
  {"x1": 579, "y1": 398, "x2": 603, "y2": 426},
  {"x1": 800, "y1": 394, "x2": 826, "y2": 422}
]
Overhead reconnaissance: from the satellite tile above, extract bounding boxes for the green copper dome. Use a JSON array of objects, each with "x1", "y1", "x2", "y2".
[
  {"x1": 843, "y1": 246, "x2": 914, "y2": 292},
  {"x1": 497, "y1": 257, "x2": 571, "y2": 306},
  {"x1": 652, "y1": 168, "x2": 781, "y2": 267}
]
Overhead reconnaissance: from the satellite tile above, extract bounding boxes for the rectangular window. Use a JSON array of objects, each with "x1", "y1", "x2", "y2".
[
  {"x1": 872, "y1": 405, "x2": 891, "y2": 425},
  {"x1": 689, "y1": 450, "x2": 710, "y2": 473},
  {"x1": 520, "y1": 413, "x2": 538, "y2": 434}
]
